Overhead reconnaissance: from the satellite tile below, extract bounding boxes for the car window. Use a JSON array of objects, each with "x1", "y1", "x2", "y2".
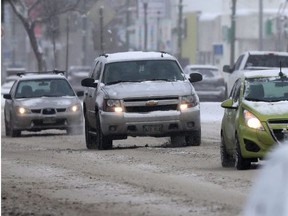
[
  {"x1": 89, "y1": 61, "x2": 98, "y2": 78},
  {"x1": 15, "y1": 79, "x2": 75, "y2": 98},
  {"x1": 234, "y1": 54, "x2": 244, "y2": 70},
  {"x1": 102, "y1": 60, "x2": 184, "y2": 85},
  {"x1": 245, "y1": 76, "x2": 288, "y2": 102},
  {"x1": 230, "y1": 78, "x2": 241, "y2": 102}
]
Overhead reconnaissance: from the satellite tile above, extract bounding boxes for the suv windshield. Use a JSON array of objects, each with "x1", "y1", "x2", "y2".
[
  {"x1": 15, "y1": 79, "x2": 75, "y2": 98},
  {"x1": 245, "y1": 55, "x2": 288, "y2": 69},
  {"x1": 102, "y1": 60, "x2": 184, "y2": 85},
  {"x1": 244, "y1": 77, "x2": 288, "y2": 102}
]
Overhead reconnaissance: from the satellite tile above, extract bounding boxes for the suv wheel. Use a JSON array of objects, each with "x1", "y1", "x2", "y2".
[
  {"x1": 235, "y1": 136, "x2": 251, "y2": 170},
  {"x1": 84, "y1": 116, "x2": 97, "y2": 149},
  {"x1": 7, "y1": 114, "x2": 21, "y2": 137},
  {"x1": 186, "y1": 130, "x2": 201, "y2": 146},
  {"x1": 220, "y1": 132, "x2": 235, "y2": 167},
  {"x1": 95, "y1": 113, "x2": 112, "y2": 150}
]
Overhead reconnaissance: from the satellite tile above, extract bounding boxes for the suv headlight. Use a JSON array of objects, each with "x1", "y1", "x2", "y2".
[
  {"x1": 179, "y1": 95, "x2": 199, "y2": 110},
  {"x1": 243, "y1": 110, "x2": 264, "y2": 130},
  {"x1": 16, "y1": 106, "x2": 31, "y2": 115},
  {"x1": 104, "y1": 99, "x2": 123, "y2": 113},
  {"x1": 68, "y1": 104, "x2": 81, "y2": 112}
]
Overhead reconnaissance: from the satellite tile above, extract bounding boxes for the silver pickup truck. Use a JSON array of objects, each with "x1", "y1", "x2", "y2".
[
  {"x1": 81, "y1": 51, "x2": 203, "y2": 150},
  {"x1": 223, "y1": 51, "x2": 288, "y2": 94}
]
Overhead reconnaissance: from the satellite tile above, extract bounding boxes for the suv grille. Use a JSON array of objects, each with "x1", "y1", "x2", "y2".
[
  {"x1": 124, "y1": 97, "x2": 179, "y2": 113},
  {"x1": 267, "y1": 119, "x2": 288, "y2": 142}
]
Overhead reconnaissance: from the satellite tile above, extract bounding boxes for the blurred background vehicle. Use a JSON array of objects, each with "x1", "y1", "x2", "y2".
[
  {"x1": 3, "y1": 72, "x2": 83, "y2": 137},
  {"x1": 67, "y1": 66, "x2": 91, "y2": 94},
  {"x1": 184, "y1": 64, "x2": 227, "y2": 101}
]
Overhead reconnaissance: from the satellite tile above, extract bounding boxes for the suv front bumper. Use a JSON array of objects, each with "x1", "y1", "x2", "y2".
[{"x1": 99, "y1": 106, "x2": 201, "y2": 137}]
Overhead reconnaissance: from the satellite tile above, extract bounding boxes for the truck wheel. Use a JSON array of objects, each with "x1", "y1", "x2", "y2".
[
  {"x1": 85, "y1": 116, "x2": 97, "y2": 149},
  {"x1": 95, "y1": 113, "x2": 112, "y2": 150},
  {"x1": 170, "y1": 135, "x2": 186, "y2": 147},
  {"x1": 220, "y1": 133, "x2": 235, "y2": 167},
  {"x1": 235, "y1": 136, "x2": 251, "y2": 170},
  {"x1": 186, "y1": 130, "x2": 201, "y2": 146}
]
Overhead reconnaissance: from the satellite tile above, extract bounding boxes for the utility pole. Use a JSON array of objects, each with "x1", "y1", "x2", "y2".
[
  {"x1": 259, "y1": 0, "x2": 263, "y2": 51},
  {"x1": 157, "y1": 10, "x2": 161, "y2": 50},
  {"x1": 126, "y1": 0, "x2": 130, "y2": 51},
  {"x1": 230, "y1": 0, "x2": 237, "y2": 67},
  {"x1": 65, "y1": 15, "x2": 70, "y2": 76},
  {"x1": 99, "y1": 6, "x2": 104, "y2": 53},
  {"x1": 177, "y1": 0, "x2": 183, "y2": 59},
  {"x1": 82, "y1": 0, "x2": 87, "y2": 65},
  {"x1": 143, "y1": 0, "x2": 148, "y2": 51}
]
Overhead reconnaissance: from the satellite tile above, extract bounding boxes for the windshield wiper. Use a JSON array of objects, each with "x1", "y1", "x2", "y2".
[
  {"x1": 143, "y1": 78, "x2": 170, "y2": 82},
  {"x1": 106, "y1": 80, "x2": 140, "y2": 85},
  {"x1": 245, "y1": 97, "x2": 264, "y2": 102}
]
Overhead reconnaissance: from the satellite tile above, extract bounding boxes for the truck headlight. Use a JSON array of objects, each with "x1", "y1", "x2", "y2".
[
  {"x1": 180, "y1": 95, "x2": 199, "y2": 110},
  {"x1": 244, "y1": 110, "x2": 264, "y2": 130},
  {"x1": 104, "y1": 99, "x2": 123, "y2": 113}
]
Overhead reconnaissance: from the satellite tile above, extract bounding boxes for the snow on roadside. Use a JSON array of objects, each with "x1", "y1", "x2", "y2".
[{"x1": 200, "y1": 102, "x2": 224, "y2": 123}]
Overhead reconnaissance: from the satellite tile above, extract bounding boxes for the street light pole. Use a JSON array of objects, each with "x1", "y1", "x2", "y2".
[
  {"x1": 230, "y1": 0, "x2": 237, "y2": 67},
  {"x1": 177, "y1": 0, "x2": 183, "y2": 59},
  {"x1": 143, "y1": 0, "x2": 148, "y2": 51},
  {"x1": 259, "y1": 0, "x2": 263, "y2": 51},
  {"x1": 99, "y1": 6, "x2": 104, "y2": 53}
]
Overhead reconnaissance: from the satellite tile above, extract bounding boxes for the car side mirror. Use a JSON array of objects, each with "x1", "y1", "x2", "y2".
[
  {"x1": 81, "y1": 78, "x2": 98, "y2": 88},
  {"x1": 189, "y1": 72, "x2": 203, "y2": 83},
  {"x1": 223, "y1": 65, "x2": 232, "y2": 73},
  {"x1": 3, "y1": 94, "x2": 12, "y2": 100},
  {"x1": 221, "y1": 98, "x2": 238, "y2": 109}
]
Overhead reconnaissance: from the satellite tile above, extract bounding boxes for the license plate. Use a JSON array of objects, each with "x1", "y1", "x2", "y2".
[
  {"x1": 43, "y1": 118, "x2": 56, "y2": 124},
  {"x1": 143, "y1": 125, "x2": 163, "y2": 133}
]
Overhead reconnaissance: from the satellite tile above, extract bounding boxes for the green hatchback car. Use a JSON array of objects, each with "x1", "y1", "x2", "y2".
[{"x1": 220, "y1": 69, "x2": 288, "y2": 170}]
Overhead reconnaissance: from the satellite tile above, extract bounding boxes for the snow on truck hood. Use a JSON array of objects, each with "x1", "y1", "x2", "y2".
[
  {"x1": 244, "y1": 100, "x2": 288, "y2": 116},
  {"x1": 16, "y1": 97, "x2": 79, "y2": 108},
  {"x1": 103, "y1": 81, "x2": 194, "y2": 98}
]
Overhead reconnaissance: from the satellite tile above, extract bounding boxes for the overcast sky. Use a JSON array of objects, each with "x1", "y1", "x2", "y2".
[{"x1": 183, "y1": 0, "x2": 223, "y2": 13}]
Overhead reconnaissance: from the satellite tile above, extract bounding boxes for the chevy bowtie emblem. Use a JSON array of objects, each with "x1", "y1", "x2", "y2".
[{"x1": 146, "y1": 100, "x2": 158, "y2": 106}]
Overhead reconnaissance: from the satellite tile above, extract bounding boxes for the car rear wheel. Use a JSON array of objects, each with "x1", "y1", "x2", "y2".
[
  {"x1": 186, "y1": 130, "x2": 201, "y2": 146},
  {"x1": 220, "y1": 132, "x2": 235, "y2": 167},
  {"x1": 84, "y1": 115, "x2": 97, "y2": 149},
  {"x1": 235, "y1": 136, "x2": 251, "y2": 170},
  {"x1": 95, "y1": 113, "x2": 112, "y2": 150}
]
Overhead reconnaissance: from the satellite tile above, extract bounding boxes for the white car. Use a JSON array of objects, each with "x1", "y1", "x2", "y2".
[{"x1": 243, "y1": 142, "x2": 288, "y2": 216}]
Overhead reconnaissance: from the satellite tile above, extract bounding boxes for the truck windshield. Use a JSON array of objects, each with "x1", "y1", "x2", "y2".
[{"x1": 245, "y1": 55, "x2": 288, "y2": 69}]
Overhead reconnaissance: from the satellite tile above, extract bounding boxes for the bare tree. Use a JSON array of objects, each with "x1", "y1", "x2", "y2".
[{"x1": 7, "y1": 0, "x2": 81, "y2": 71}]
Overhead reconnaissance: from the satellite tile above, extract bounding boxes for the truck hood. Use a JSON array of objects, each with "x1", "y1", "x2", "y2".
[
  {"x1": 103, "y1": 81, "x2": 195, "y2": 98},
  {"x1": 243, "y1": 100, "x2": 288, "y2": 120}
]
